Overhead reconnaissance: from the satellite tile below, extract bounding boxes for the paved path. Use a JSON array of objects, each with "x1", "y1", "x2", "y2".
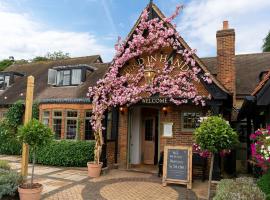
[{"x1": 0, "y1": 155, "x2": 206, "y2": 200}]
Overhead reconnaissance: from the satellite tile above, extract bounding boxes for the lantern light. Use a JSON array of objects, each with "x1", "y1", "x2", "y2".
[{"x1": 144, "y1": 67, "x2": 156, "y2": 85}]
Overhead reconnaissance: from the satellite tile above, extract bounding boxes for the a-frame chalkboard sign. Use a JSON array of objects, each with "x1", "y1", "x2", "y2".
[{"x1": 162, "y1": 145, "x2": 192, "y2": 189}]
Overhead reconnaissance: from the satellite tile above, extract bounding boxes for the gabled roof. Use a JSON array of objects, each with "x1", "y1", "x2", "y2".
[
  {"x1": 202, "y1": 52, "x2": 270, "y2": 97},
  {"x1": 0, "y1": 55, "x2": 109, "y2": 105},
  {"x1": 251, "y1": 68, "x2": 270, "y2": 96},
  {"x1": 124, "y1": 2, "x2": 230, "y2": 99}
]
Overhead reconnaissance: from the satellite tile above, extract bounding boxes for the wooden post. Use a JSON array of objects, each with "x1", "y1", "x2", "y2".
[{"x1": 21, "y1": 76, "x2": 34, "y2": 177}]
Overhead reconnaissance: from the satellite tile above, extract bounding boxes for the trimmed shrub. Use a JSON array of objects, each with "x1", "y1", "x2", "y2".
[
  {"x1": 0, "y1": 123, "x2": 22, "y2": 155},
  {"x1": 0, "y1": 169, "x2": 22, "y2": 199},
  {"x1": 213, "y1": 177, "x2": 265, "y2": 200},
  {"x1": 0, "y1": 161, "x2": 10, "y2": 171},
  {"x1": 257, "y1": 170, "x2": 270, "y2": 200},
  {"x1": 31, "y1": 140, "x2": 95, "y2": 167}
]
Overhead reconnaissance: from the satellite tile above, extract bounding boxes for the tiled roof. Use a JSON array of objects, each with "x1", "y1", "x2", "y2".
[
  {"x1": 0, "y1": 55, "x2": 109, "y2": 105},
  {"x1": 201, "y1": 52, "x2": 270, "y2": 97},
  {"x1": 251, "y1": 69, "x2": 270, "y2": 96}
]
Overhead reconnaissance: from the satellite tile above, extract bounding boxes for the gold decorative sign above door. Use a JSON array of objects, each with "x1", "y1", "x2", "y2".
[{"x1": 121, "y1": 49, "x2": 189, "y2": 76}]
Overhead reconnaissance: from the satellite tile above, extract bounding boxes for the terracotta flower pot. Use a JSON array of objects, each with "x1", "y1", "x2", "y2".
[
  {"x1": 87, "y1": 162, "x2": 103, "y2": 178},
  {"x1": 18, "y1": 183, "x2": 43, "y2": 200}
]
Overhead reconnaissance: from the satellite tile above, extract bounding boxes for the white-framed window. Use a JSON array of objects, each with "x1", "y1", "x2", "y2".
[
  {"x1": 48, "y1": 69, "x2": 82, "y2": 86},
  {"x1": 53, "y1": 111, "x2": 62, "y2": 140},
  {"x1": 106, "y1": 112, "x2": 113, "y2": 140},
  {"x1": 42, "y1": 110, "x2": 50, "y2": 126},
  {"x1": 181, "y1": 111, "x2": 201, "y2": 131},
  {"x1": 66, "y1": 110, "x2": 78, "y2": 139},
  {"x1": 0, "y1": 74, "x2": 10, "y2": 90}
]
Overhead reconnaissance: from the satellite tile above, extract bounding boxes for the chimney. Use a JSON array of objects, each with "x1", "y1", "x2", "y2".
[{"x1": 216, "y1": 21, "x2": 236, "y2": 103}]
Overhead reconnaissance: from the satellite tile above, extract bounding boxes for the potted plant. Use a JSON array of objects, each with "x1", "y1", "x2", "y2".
[
  {"x1": 87, "y1": 113, "x2": 103, "y2": 177},
  {"x1": 17, "y1": 119, "x2": 53, "y2": 200},
  {"x1": 194, "y1": 115, "x2": 239, "y2": 200}
]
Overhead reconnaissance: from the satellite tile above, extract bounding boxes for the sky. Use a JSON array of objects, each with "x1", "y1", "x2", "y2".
[{"x1": 0, "y1": 0, "x2": 270, "y2": 62}]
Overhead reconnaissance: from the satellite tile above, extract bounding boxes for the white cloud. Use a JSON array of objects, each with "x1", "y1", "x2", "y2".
[
  {"x1": 177, "y1": 0, "x2": 270, "y2": 57},
  {"x1": 0, "y1": 3, "x2": 114, "y2": 62}
]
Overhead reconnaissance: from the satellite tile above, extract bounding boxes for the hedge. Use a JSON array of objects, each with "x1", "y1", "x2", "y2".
[
  {"x1": 0, "y1": 126, "x2": 22, "y2": 155},
  {"x1": 30, "y1": 140, "x2": 95, "y2": 167},
  {"x1": 257, "y1": 170, "x2": 270, "y2": 200}
]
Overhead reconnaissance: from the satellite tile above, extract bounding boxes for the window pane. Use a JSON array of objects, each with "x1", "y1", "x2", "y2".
[
  {"x1": 67, "y1": 111, "x2": 77, "y2": 118},
  {"x1": 53, "y1": 119, "x2": 62, "y2": 140},
  {"x1": 57, "y1": 71, "x2": 64, "y2": 85},
  {"x1": 4, "y1": 76, "x2": 10, "y2": 87},
  {"x1": 71, "y1": 69, "x2": 81, "y2": 85},
  {"x1": 43, "y1": 111, "x2": 50, "y2": 117},
  {"x1": 145, "y1": 119, "x2": 153, "y2": 141},
  {"x1": 106, "y1": 112, "x2": 112, "y2": 140},
  {"x1": 0, "y1": 75, "x2": 5, "y2": 89},
  {"x1": 66, "y1": 119, "x2": 77, "y2": 139},
  {"x1": 182, "y1": 112, "x2": 201, "y2": 129},
  {"x1": 86, "y1": 111, "x2": 92, "y2": 118},
  {"x1": 63, "y1": 70, "x2": 70, "y2": 85},
  {"x1": 54, "y1": 111, "x2": 62, "y2": 117},
  {"x1": 43, "y1": 118, "x2": 49, "y2": 126},
  {"x1": 85, "y1": 119, "x2": 94, "y2": 140}
]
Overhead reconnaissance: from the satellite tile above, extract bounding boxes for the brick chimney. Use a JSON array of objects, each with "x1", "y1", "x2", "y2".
[{"x1": 216, "y1": 21, "x2": 236, "y2": 103}]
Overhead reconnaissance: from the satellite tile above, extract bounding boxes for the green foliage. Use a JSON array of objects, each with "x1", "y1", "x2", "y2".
[
  {"x1": 0, "y1": 161, "x2": 10, "y2": 171},
  {"x1": 18, "y1": 119, "x2": 53, "y2": 149},
  {"x1": 32, "y1": 56, "x2": 49, "y2": 62},
  {"x1": 32, "y1": 102, "x2": 39, "y2": 120},
  {"x1": 257, "y1": 170, "x2": 270, "y2": 200},
  {"x1": 214, "y1": 177, "x2": 265, "y2": 200},
  {"x1": 0, "y1": 59, "x2": 14, "y2": 71},
  {"x1": 5, "y1": 101, "x2": 25, "y2": 130},
  {"x1": 263, "y1": 31, "x2": 270, "y2": 52},
  {"x1": 30, "y1": 140, "x2": 95, "y2": 167},
  {"x1": 45, "y1": 51, "x2": 70, "y2": 60},
  {"x1": 0, "y1": 168, "x2": 22, "y2": 199},
  {"x1": 0, "y1": 121, "x2": 22, "y2": 155},
  {"x1": 194, "y1": 116, "x2": 239, "y2": 153}
]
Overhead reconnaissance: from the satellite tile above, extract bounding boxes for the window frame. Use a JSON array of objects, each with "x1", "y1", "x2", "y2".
[
  {"x1": 42, "y1": 110, "x2": 50, "y2": 127},
  {"x1": 181, "y1": 111, "x2": 202, "y2": 132},
  {"x1": 52, "y1": 110, "x2": 63, "y2": 140},
  {"x1": 49, "y1": 68, "x2": 82, "y2": 87},
  {"x1": 65, "y1": 110, "x2": 78, "y2": 140},
  {"x1": 0, "y1": 74, "x2": 10, "y2": 90},
  {"x1": 84, "y1": 110, "x2": 94, "y2": 140}
]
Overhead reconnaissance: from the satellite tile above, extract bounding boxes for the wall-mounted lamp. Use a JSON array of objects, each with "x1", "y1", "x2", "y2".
[
  {"x1": 119, "y1": 107, "x2": 125, "y2": 114},
  {"x1": 162, "y1": 106, "x2": 168, "y2": 116}
]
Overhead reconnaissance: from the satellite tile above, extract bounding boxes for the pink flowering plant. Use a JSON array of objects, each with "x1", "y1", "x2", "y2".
[
  {"x1": 250, "y1": 127, "x2": 270, "y2": 172},
  {"x1": 87, "y1": 5, "x2": 213, "y2": 164}
]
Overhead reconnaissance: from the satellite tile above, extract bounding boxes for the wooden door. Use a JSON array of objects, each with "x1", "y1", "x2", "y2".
[{"x1": 143, "y1": 118, "x2": 155, "y2": 164}]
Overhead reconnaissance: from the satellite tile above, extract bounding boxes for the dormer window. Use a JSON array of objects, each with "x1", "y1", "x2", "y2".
[
  {"x1": 0, "y1": 74, "x2": 10, "y2": 90},
  {"x1": 48, "y1": 65, "x2": 96, "y2": 86}
]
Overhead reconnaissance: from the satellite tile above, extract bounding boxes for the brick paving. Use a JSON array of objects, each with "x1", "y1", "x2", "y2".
[{"x1": 0, "y1": 155, "x2": 204, "y2": 200}]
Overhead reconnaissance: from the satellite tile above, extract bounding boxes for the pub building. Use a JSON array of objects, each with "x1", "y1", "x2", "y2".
[
  {"x1": 0, "y1": 1, "x2": 270, "y2": 180},
  {"x1": 98, "y1": 2, "x2": 270, "y2": 180}
]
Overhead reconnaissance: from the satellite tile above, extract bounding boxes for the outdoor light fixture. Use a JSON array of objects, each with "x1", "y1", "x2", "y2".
[
  {"x1": 162, "y1": 106, "x2": 168, "y2": 115},
  {"x1": 144, "y1": 67, "x2": 156, "y2": 85},
  {"x1": 119, "y1": 107, "x2": 125, "y2": 114}
]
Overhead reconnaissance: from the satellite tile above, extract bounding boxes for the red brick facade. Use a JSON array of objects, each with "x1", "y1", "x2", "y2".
[{"x1": 216, "y1": 21, "x2": 236, "y2": 102}]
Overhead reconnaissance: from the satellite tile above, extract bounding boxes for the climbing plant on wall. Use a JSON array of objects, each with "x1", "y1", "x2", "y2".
[{"x1": 87, "y1": 5, "x2": 213, "y2": 164}]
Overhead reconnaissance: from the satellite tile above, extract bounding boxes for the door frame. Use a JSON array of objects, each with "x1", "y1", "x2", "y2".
[{"x1": 127, "y1": 106, "x2": 160, "y2": 168}]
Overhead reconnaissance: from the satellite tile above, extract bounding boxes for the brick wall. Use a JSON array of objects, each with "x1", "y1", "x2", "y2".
[
  {"x1": 107, "y1": 141, "x2": 116, "y2": 167},
  {"x1": 216, "y1": 21, "x2": 236, "y2": 103},
  {"x1": 118, "y1": 108, "x2": 128, "y2": 168}
]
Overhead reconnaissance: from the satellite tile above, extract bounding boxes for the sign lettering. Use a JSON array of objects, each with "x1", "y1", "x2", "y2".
[{"x1": 141, "y1": 98, "x2": 168, "y2": 104}]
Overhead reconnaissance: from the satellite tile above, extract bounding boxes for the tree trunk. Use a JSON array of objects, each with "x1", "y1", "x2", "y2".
[
  {"x1": 207, "y1": 153, "x2": 214, "y2": 200},
  {"x1": 31, "y1": 150, "x2": 35, "y2": 188}
]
